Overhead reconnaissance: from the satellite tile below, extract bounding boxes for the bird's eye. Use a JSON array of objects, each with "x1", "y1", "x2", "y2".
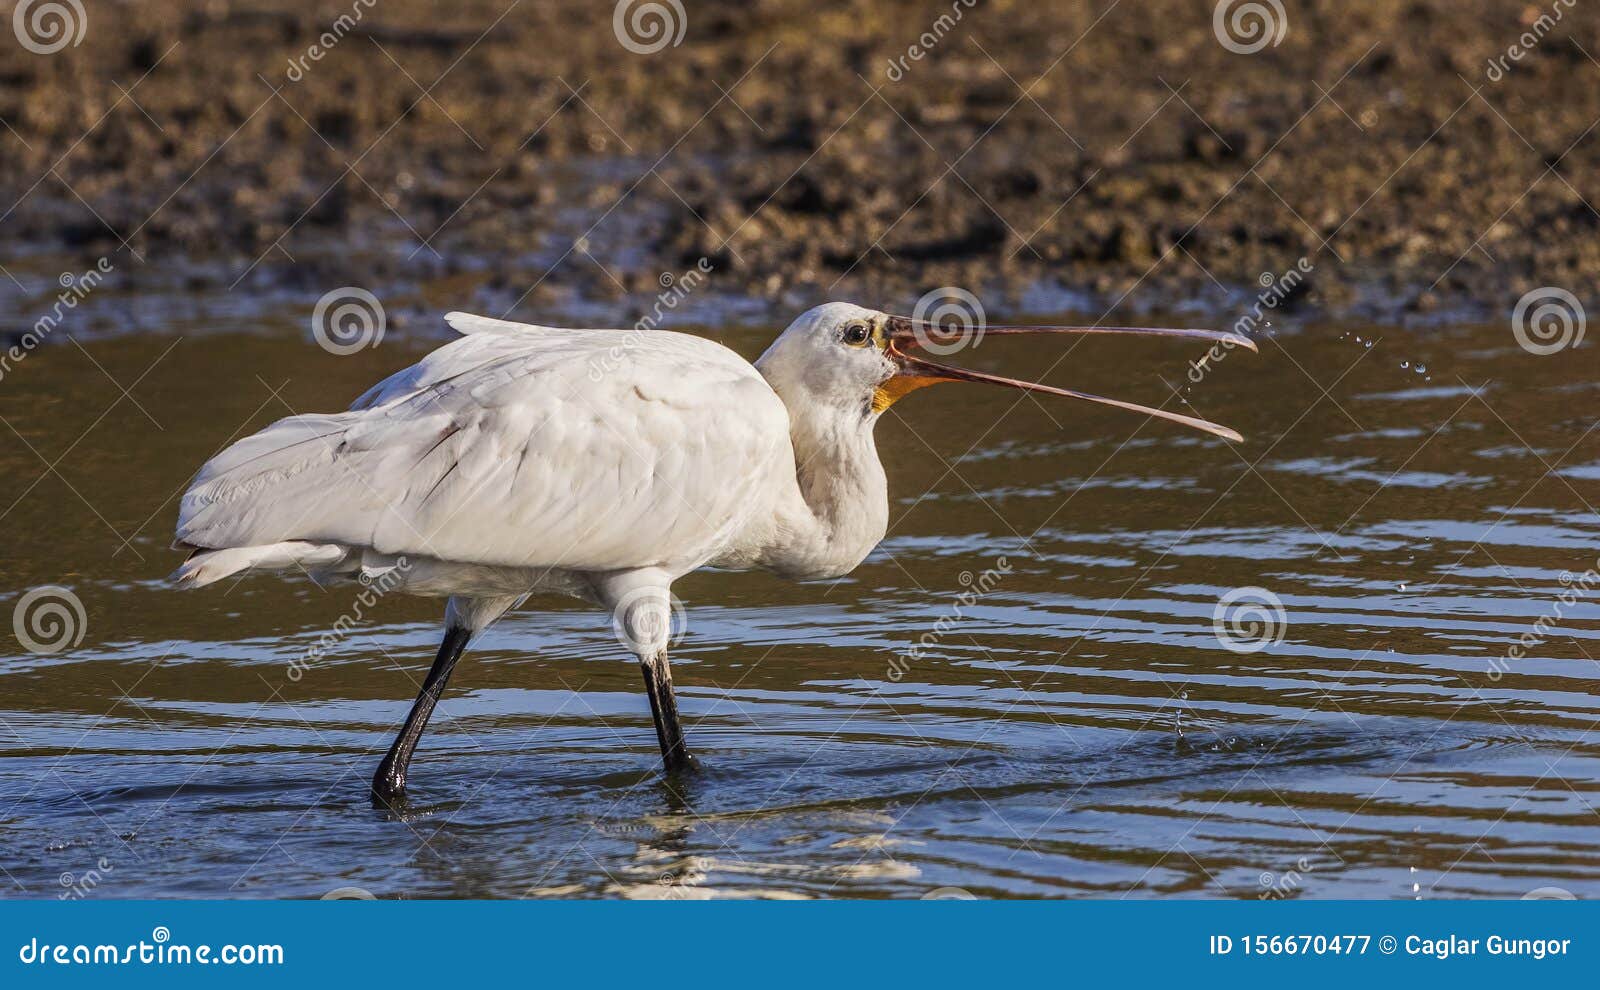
[{"x1": 842, "y1": 321, "x2": 872, "y2": 347}]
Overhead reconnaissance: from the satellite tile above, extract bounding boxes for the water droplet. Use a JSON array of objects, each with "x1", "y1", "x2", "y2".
[
  {"x1": 1364, "y1": 340, "x2": 1374, "y2": 349},
  {"x1": 1400, "y1": 361, "x2": 1409, "y2": 369},
  {"x1": 1180, "y1": 691, "x2": 1189, "y2": 700},
  {"x1": 1415, "y1": 363, "x2": 1426, "y2": 373},
  {"x1": 1398, "y1": 582, "x2": 1407, "y2": 591}
]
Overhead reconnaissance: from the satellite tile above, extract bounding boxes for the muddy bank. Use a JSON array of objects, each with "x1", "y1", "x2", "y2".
[{"x1": 2, "y1": 0, "x2": 1597, "y2": 324}]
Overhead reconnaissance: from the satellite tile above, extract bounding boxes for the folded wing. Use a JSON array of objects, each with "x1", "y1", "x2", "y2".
[{"x1": 176, "y1": 316, "x2": 791, "y2": 575}]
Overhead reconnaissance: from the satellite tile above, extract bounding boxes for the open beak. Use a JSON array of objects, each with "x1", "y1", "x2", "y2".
[{"x1": 880, "y1": 316, "x2": 1255, "y2": 443}]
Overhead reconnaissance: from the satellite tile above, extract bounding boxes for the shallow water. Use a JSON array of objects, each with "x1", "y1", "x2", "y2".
[{"x1": 2, "y1": 298, "x2": 1598, "y2": 900}]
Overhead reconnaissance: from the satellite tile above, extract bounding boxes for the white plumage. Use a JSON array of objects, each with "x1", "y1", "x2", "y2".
[
  {"x1": 178, "y1": 312, "x2": 794, "y2": 588},
  {"x1": 173, "y1": 302, "x2": 1252, "y2": 799}
]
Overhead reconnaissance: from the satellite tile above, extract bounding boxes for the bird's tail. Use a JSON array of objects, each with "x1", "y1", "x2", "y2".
[{"x1": 171, "y1": 542, "x2": 349, "y2": 588}]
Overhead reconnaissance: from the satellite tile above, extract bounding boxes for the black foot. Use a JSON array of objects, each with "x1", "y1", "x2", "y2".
[
  {"x1": 369, "y1": 624, "x2": 471, "y2": 806},
  {"x1": 370, "y1": 763, "x2": 406, "y2": 805},
  {"x1": 663, "y1": 751, "x2": 702, "y2": 776}
]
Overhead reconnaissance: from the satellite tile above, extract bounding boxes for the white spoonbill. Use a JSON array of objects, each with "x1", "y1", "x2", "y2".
[{"x1": 172, "y1": 303, "x2": 1253, "y2": 800}]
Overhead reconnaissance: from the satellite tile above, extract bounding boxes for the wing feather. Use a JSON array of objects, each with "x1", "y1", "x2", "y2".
[{"x1": 178, "y1": 318, "x2": 792, "y2": 573}]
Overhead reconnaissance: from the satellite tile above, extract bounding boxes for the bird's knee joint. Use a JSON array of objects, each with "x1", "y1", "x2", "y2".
[{"x1": 611, "y1": 588, "x2": 678, "y2": 657}]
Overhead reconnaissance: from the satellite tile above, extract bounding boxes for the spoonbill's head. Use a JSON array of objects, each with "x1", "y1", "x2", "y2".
[{"x1": 754, "y1": 301, "x2": 1256, "y2": 442}]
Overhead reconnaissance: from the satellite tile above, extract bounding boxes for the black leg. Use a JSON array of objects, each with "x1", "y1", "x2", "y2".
[
  {"x1": 639, "y1": 650, "x2": 698, "y2": 773},
  {"x1": 372, "y1": 625, "x2": 471, "y2": 802}
]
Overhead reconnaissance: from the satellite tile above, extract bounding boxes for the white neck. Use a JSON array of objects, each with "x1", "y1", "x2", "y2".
[{"x1": 761, "y1": 401, "x2": 889, "y2": 580}]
